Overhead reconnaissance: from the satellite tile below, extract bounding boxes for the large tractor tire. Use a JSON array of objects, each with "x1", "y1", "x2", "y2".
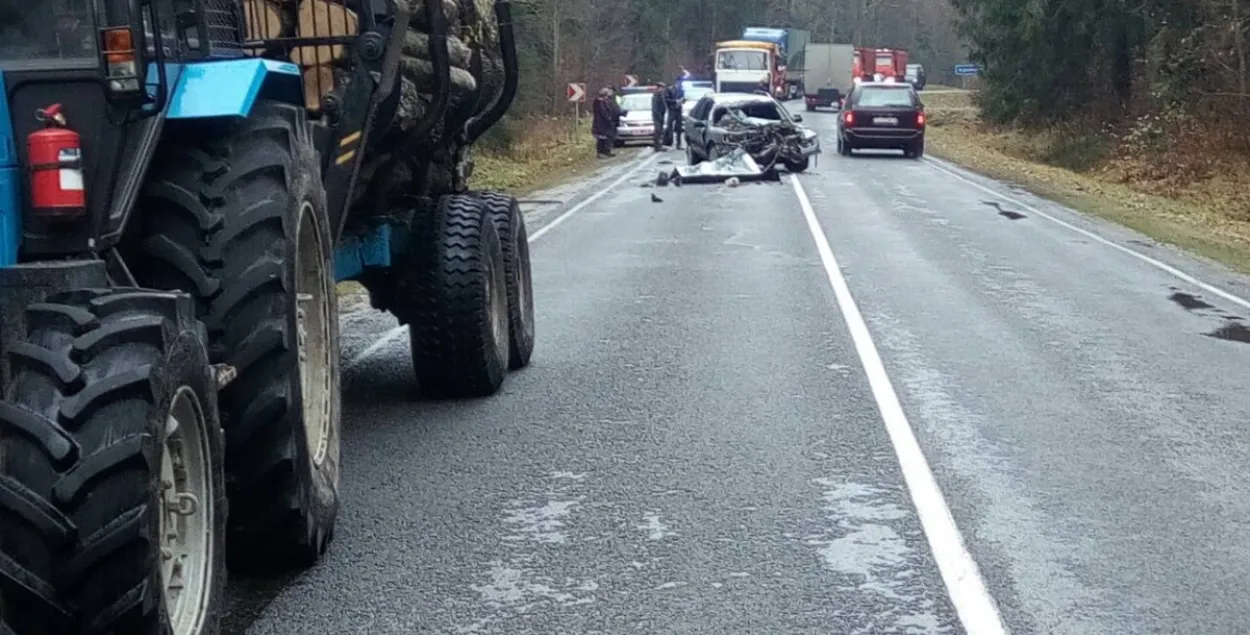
[
  {"x1": 475, "y1": 191, "x2": 535, "y2": 370},
  {"x1": 392, "y1": 194, "x2": 510, "y2": 398},
  {"x1": 131, "y1": 100, "x2": 341, "y2": 571},
  {"x1": 0, "y1": 288, "x2": 226, "y2": 635}
]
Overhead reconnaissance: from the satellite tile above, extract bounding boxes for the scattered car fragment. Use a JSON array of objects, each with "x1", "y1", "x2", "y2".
[{"x1": 664, "y1": 147, "x2": 785, "y2": 185}]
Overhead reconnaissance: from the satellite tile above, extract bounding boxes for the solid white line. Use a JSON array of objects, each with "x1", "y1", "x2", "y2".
[
  {"x1": 923, "y1": 157, "x2": 1250, "y2": 311},
  {"x1": 789, "y1": 175, "x2": 1008, "y2": 635},
  {"x1": 345, "y1": 326, "x2": 407, "y2": 370},
  {"x1": 346, "y1": 151, "x2": 658, "y2": 369},
  {"x1": 529, "y1": 151, "x2": 658, "y2": 240}
]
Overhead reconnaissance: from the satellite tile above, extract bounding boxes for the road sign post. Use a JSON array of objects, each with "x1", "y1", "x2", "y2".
[{"x1": 567, "y1": 82, "x2": 587, "y2": 141}]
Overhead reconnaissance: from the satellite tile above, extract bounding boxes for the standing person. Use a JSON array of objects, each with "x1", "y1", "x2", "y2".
[
  {"x1": 664, "y1": 80, "x2": 684, "y2": 150},
  {"x1": 651, "y1": 82, "x2": 668, "y2": 151},
  {"x1": 591, "y1": 87, "x2": 617, "y2": 158},
  {"x1": 606, "y1": 87, "x2": 622, "y2": 150}
]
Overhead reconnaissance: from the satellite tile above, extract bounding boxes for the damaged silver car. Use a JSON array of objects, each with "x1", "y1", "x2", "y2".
[{"x1": 683, "y1": 92, "x2": 820, "y2": 174}]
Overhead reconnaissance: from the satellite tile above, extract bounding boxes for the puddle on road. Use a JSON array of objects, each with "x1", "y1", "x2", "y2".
[
  {"x1": 1166, "y1": 288, "x2": 1247, "y2": 328},
  {"x1": 1170, "y1": 292, "x2": 1215, "y2": 311},
  {"x1": 982, "y1": 200, "x2": 1026, "y2": 220},
  {"x1": 1206, "y1": 322, "x2": 1250, "y2": 344},
  {"x1": 804, "y1": 479, "x2": 953, "y2": 633}
]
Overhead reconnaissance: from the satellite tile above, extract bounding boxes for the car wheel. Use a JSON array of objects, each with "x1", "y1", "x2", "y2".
[
  {"x1": 913, "y1": 137, "x2": 926, "y2": 159},
  {"x1": 686, "y1": 143, "x2": 700, "y2": 166}
]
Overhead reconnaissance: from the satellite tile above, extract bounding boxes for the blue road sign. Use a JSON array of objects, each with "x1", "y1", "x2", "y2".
[{"x1": 955, "y1": 63, "x2": 981, "y2": 77}]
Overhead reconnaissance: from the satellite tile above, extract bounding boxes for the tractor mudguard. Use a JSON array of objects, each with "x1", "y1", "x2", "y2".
[{"x1": 164, "y1": 59, "x2": 303, "y2": 120}]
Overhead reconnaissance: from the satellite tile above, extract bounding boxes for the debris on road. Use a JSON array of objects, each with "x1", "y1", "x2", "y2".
[{"x1": 670, "y1": 147, "x2": 776, "y2": 184}]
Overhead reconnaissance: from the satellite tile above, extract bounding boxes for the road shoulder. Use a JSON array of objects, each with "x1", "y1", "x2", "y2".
[{"x1": 922, "y1": 88, "x2": 1250, "y2": 275}]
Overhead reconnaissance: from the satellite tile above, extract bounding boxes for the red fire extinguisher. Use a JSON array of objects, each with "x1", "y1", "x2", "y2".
[{"x1": 27, "y1": 103, "x2": 86, "y2": 220}]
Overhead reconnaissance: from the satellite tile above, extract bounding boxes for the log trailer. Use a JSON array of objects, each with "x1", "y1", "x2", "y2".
[{"x1": 0, "y1": 0, "x2": 533, "y2": 633}]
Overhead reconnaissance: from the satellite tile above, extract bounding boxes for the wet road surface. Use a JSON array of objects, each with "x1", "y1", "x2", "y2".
[{"x1": 227, "y1": 108, "x2": 1250, "y2": 634}]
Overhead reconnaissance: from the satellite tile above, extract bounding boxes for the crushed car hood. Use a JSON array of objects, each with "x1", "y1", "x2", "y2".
[{"x1": 713, "y1": 110, "x2": 820, "y2": 169}]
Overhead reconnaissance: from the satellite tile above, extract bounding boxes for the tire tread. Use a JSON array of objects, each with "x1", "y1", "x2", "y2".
[
  {"x1": 133, "y1": 100, "x2": 339, "y2": 569},
  {"x1": 0, "y1": 288, "x2": 225, "y2": 635}
]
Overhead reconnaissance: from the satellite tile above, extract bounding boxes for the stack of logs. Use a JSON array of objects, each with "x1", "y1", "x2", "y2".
[
  {"x1": 240, "y1": 0, "x2": 506, "y2": 206},
  {"x1": 244, "y1": 0, "x2": 359, "y2": 110}
]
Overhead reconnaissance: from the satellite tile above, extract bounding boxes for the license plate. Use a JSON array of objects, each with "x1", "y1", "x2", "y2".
[{"x1": 874, "y1": 117, "x2": 898, "y2": 125}]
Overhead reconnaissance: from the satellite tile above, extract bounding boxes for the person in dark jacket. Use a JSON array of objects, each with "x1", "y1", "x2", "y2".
[
  {"x1": 663, "y1": 81, "x2": 684, "y2": 149},
  {"x1": 591, "y1": 87, "x2": 619, "y2": 158},
  {"x1": 651, "y1": 82, "x2": 668, "y2": 151}
]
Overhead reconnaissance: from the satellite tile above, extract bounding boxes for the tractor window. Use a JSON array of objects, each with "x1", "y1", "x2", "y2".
[{"x1": 0, "y1": 0, "x2": 98, "y2": 66}]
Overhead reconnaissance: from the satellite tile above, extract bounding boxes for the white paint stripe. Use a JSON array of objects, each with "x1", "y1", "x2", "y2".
[
  {"x1": 346, "y1": 151, "x2": 658, "y2": 369},
  {"x1": 529, "y1": 152, "x2": 658, "y2": 240},
  {"x1": 789, "y1": 174, "x2": 1008, "y2": 635},
  {"x1": 923, "y1": 157, "x2": 1250, "y2": 311},
  {"x1": 345, "y1": 326, "x2": 407, "y2": 369}
]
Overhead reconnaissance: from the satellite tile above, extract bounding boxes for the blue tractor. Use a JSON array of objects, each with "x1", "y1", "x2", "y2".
[{"x1": 0, "y1": 0, "x2": 533, "y2": 632}]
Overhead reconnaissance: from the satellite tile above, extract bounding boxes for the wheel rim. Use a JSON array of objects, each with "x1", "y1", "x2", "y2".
[
  {"x1": 295, "y1": 201, "x2": 333, "y2": 467},
  {"x1": 487, "y1": 243, "x2": 509, "y2": 354},
  {"x1": 516, "y1": 225, "x2": 535, "y2": 337},
  {"x1": 160, "y1": 386, "x2": 215, "y2": 635}
]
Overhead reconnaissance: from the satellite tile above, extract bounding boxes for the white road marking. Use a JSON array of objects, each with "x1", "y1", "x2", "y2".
[
  {"x1": 924, "y1": 156, "x2": 1250, "y2": 311},
  {"x1": 789, "y1": 174, "x2": 1009, "y2": 635},
  {"x1": 529, "y1": 152, "x2": 658, "y2": 240},
  {"x1": 346, "y1": 151, "x2": 659, "y2": 369},
  {"x1": 345, "y1": 326, "x2": 407, "y2": 369}
]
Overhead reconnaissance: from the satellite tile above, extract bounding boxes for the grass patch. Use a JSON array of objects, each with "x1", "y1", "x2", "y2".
[
  {"x1": 923, "y1": 89, "x2": 1250, "y2": 272},
  {"x1": 469, "y1": 116, "x2": 606, "y2": 195}
]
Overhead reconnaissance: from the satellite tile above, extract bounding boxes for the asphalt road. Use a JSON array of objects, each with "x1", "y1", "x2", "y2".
[{"x1": 226, "y1": 107, "x2": 1250, "y2": 635}]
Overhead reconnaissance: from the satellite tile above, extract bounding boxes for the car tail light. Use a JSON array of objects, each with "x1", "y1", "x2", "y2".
[
  {"x1": 916, "y1": 112, "x2": 926, "y2": 127},
  {"x1": 843, "y1": 111, "x2": 854, "y2": 126}
]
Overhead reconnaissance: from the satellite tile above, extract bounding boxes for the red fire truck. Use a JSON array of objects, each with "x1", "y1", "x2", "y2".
[{"x1": 852, "y1": 48, "x2": 908, "y2": 84}]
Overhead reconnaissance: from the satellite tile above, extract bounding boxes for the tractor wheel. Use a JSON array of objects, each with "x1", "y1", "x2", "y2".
[
  {"x1": 0, "y1": 288, "x2": 225, "y2": 635},
  {"x1": 393, "y1": 194, "x2": 510, "y2": 398},
  {"x1": 133, "y1": 100, "x2": 341, "y2": 571},
  {"x1": 475, "y1": 191, "x2": 535, "y2": 370}
]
